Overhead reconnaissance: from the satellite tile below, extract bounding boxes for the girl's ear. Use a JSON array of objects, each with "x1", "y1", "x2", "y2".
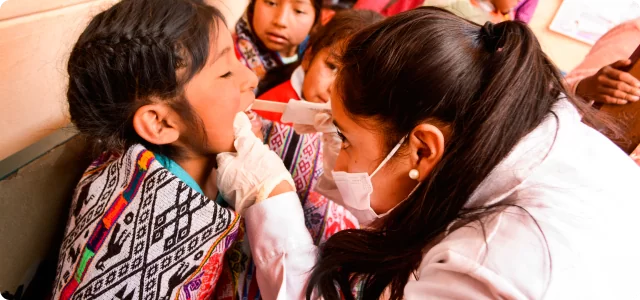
[
  {"x1": 132, "y1": 103, "x2": 182, "y2": 146},
  {"x1": 408, "y1": 123, "x2": 446, "y2": 182}
]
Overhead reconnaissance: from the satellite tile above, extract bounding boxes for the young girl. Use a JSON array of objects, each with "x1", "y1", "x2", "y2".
[
  {"x1": 52, "y1": 0, "x2": 352, "y2": 298},
  {"x1": 215, "y1": 7, "x2": 640, "y2": 299},
  {"x1": 255, "y1": 9, "x2": 383, "y2": 121},
  {"x1": 235, "y1": 0, "x2": 323, "y2": 94}
]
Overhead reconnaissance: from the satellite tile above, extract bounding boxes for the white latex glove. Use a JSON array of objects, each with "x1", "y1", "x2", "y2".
[
  {"x1": 293, "y1": 112, "x2": 344, "y2": 203},
  {"x1": 292, "y1": 111, "x2": 336, "y2": 134},
  {"x1": 216, "y1": 112, "x2": 296, "y2": 214}
]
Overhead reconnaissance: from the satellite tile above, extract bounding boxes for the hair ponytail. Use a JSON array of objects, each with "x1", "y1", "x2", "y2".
[{"x1": 307, "y1": 8, "x2": 590, "y2": 300}]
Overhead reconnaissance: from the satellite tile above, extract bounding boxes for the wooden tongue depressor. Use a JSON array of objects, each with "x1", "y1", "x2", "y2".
[
  {"x1": 251, "y1": 99, "x2": 288, "y2": 114},
  {"x1": 251, "y1": 99, "x2": 331, "y2": 125}
]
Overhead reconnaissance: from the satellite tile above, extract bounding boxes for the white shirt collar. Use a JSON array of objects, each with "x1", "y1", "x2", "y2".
[
  {"x1": 465, "y1": 98, "x2": 581, "y2": 208},
  {"x1": 280, "y1": 54, "x2": 299, "y2": 65},
  {"x1": 290, "y1": 65, "x2": 305, "y2": 100}
]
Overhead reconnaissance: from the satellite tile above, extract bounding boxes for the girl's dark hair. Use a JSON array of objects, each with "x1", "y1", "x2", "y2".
[
  {"x1": 323, "y1": 0, "x2": 358, "y2": 10},
  {"x1": 67, "y1": 0, "x2": 224, "y2": 158},
  {"x1": 248, "y1": 0, "x2": 324, "y2": 27},
  {"x1": 307, "y1": 7, "x2": 598, "y2": 300},
  {"x1": 306, "y1": 9, "x2": 383, "y2": 60}
]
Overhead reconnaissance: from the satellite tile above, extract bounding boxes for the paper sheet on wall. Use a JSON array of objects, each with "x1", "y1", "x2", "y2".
[{"x1": 550, "y1": 0, "x2": 640, "y2": 45}]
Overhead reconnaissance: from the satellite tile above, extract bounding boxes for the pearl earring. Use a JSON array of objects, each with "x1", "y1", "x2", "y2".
[{"x1": 409, "y1": 169, "x2": 420, "y2": 180}]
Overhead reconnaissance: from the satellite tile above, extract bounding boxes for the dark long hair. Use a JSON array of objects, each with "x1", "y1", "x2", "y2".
[
  {"x1": 67, "y1": 0, "x2": 224, "y2": 158},
  {"x1": 307, "y1": 7, "x2": 595, "y2": 299}
]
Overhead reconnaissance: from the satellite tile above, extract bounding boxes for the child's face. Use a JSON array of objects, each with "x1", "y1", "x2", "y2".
[
  {"x1": 252, "y1": 0, "x2": 316, "y2": 57},
  {"x1": 182, "y1": 20, "x2": 259, "y2": 153},
  {"x1": 301, "y1": 47, "x2": 338, "y2": 103},
  {"x1": 491, "y1": 0, "x2": 519, "y2": 13}
]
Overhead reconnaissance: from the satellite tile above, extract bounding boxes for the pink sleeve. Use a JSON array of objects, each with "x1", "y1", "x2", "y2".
[
  {"x1": 514, "y1": 0, "x2": 539, "y2": 23},
  {"x1": 244, "y1": 191, "x2": 317, "y2": 299}
]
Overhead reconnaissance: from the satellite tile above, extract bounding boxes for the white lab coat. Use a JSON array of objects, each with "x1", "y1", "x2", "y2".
[{"x1": 244, "y1": 99, "x2": 640, "y2": 299}]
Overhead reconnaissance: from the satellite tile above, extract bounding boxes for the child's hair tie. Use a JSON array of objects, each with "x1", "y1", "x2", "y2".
[{"x1": 480, "y1": 21, "x2": 501, "y2": 53}]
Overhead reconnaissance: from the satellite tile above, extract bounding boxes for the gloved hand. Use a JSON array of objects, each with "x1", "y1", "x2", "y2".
[
  {"x1": 631, "y1": 143, "x2": 640, "y2": 166},
  {"x1": 293, "y1": 112, "x2": 344, "y2": 204},
  {"x1": 216, "y1": 112, "x2": 296, "y2": 214}
]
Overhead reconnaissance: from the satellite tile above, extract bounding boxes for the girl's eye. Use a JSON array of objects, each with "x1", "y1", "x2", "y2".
[
  {"x1": 326, "y1": 61, "x2": 337, "y2": 71},
  {"x1": 265, "y1": 0, "x2": 276, "y2": 7},
  {"x1": 221, "y1": 71, "x2": 232, "y2": 78},
  {"x1": 295, "y1": 9, "x2": 306, "y2": 14}
]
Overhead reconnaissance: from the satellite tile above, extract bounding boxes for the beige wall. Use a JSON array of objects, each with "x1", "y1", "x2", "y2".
[
  {"x1": 0, "y1": 0, "x2": 118, "y2": 161},
  {"x1": 528, "y1": 0, "x2": 592, "y2": 72}
]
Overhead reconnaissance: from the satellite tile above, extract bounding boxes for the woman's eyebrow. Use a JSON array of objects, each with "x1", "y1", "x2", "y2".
[{"x1": 333, "y1": 120, "x2": 345, "y2": 132}]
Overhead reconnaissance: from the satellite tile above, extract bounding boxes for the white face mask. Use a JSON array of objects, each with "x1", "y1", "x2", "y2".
[{"x1": 330, "y1": 136, "x2": 416, "y2": 225}]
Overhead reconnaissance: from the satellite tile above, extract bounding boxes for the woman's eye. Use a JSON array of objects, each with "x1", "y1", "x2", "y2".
[
  {"x1": 221, "y1": 71, "x2": 232, "y2": 78},
  {"x1": 335, "y1": 129, "x2": 350, "y2": 149},
  {"x1": 266, "y1": 0, "x2": 276, "y2": 6},
  {"x1": 326, "y1": 61, "x2": 337, "y2": 71},
  {"x1": 295, "y1": 9, "x2": 306, "y2": 14}
]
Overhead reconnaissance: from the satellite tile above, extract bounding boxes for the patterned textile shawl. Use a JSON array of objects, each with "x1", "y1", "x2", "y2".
[{"x1": 52, "y1": 145, "x2": 240, "y2": 300}]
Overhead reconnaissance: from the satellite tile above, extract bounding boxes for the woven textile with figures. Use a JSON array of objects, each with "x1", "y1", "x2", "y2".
[{"x1": 52, "y1": 145, "x2": 240, "y2": 300}]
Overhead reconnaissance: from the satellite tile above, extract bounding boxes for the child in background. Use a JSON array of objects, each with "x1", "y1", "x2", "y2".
[
  {"x1": 254, "y1": 10, "x2": 383, "y2": 236},
  {"x1": 235, "y1": 0, "x2": 323, "y2": 94},
  {"x1": 254, "y1": 9, "x2": 383, "y2": 224},
  {"x1": 252, "y1": 0, "x2": 356, "y2": 94},
  {"x1": 256, "y1": 9, "x2": 383, "y2": 121}
]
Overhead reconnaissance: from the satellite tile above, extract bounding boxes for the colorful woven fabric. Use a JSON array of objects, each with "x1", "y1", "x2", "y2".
[
  {"x1": 234, "y1": 15, "x2": 283, "y2": 81},
  {"x1": 52, "y1": 145, "x2": 241, "y2": 299}
]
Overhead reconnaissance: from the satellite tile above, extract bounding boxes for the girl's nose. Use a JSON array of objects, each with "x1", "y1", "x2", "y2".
[{"x1": 272, "y1": 6, "x2": 289, "y2": 28}]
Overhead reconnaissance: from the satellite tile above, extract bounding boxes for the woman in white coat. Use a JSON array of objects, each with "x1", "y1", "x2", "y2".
[{"x1": 216, "y1": 7, "x2": 640, "y2": 299}]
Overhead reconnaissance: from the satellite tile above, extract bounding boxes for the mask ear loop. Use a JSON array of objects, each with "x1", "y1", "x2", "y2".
[{"x1": 370, "y1": 135, "x2": 408, "y2": 177}]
